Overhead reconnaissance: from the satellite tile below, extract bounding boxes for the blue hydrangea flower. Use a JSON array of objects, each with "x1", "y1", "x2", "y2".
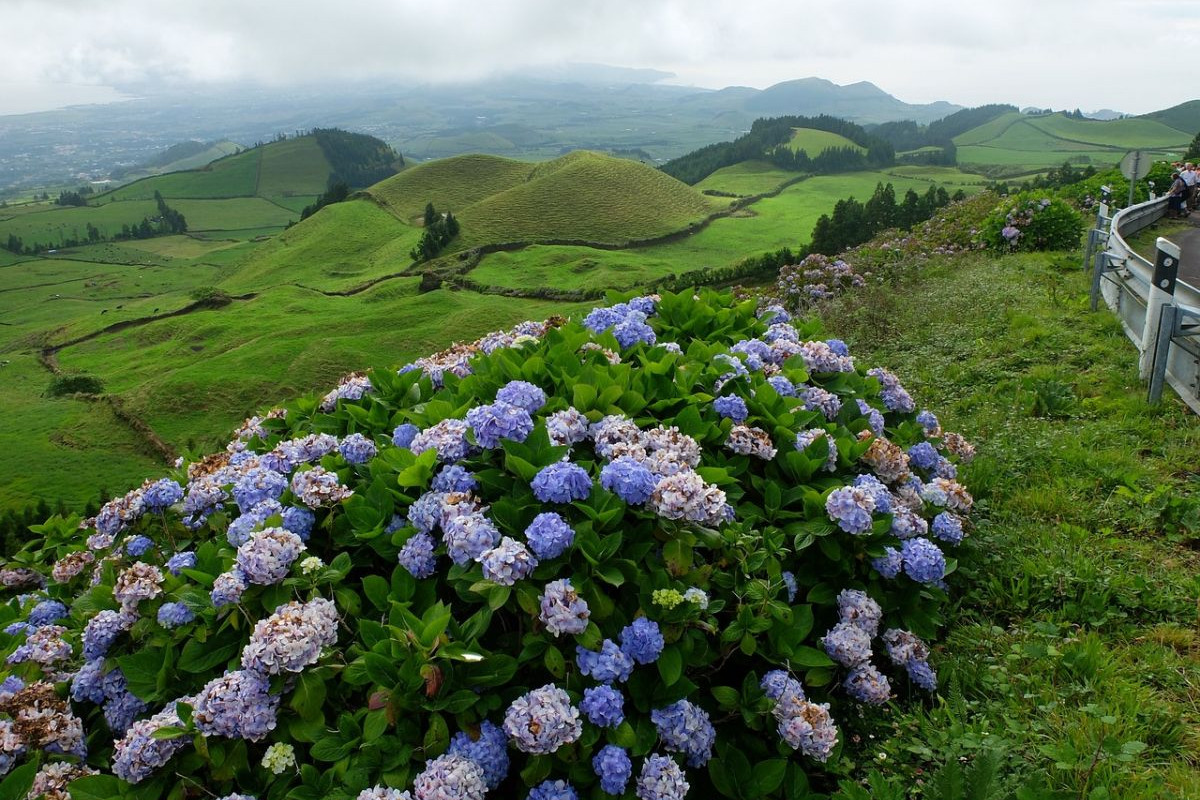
[
  {"x1": 900, "y1": 537, "x2": 946, "y2": 584},
  {"x1": 907, "y1": 442, "x2": 939, "y2": 471},
  {"x1": 767, "y1": 375, "x2": 797, "y2": 397},
  {"x1": 466, "y1": 402, "x2": 535, "y2": 449},
  {"x1": 232, "y1": 468, "x2": 289, "y2": 513},
  {"x1": 600, "y1": 457, "x2": 656, "y2": 505},
  {"x1": 496, "y1": 380, "x2": 547, "y2": 413},
  {"x1": 528, "y1": 780, "x2": 578, "y2": 800},
  {"x1": 443, "y1": 512, "x2": 501, "y2": 565},
  {"x1": 157, "y1": 602, "x2": 195, "y2": 628},
  {"x1": 524, "y1": 512, "x2": 575, "y2": 560},
  {"x1": 407, "y1": 491, "x2": 446, "y2": 535},
  {"x1": 480, "y1": 537, "x2": 538, "y2": 586},
  {"x1": 226, "y1": 499, "x2": 283, "y2": 548},
  {"x1": 613, "y1": 317, "x2": 656, "y2": 348},
  {"x1": 916, "y1": 410, "x2": 940, "y2": 432},
  {"x1": 546, "y1": 407, "x2": 590, "y2": 446},
  {"x1": 193, "y1": 669, "x2": 280, "y2": 741},
  {"x1": 210, "y1": 571, "x2": 247, "y2": 608},
  {"x1": 398, "y1": 532, "x2": 438, "y2": 578},
  {"x1": 338, "y1": 433, "x2": 378, "y2": 464},
  {"x1": 281, "y1": 506, "x2": 315, "y2": 540},
  {"x1": 392, "y1": 423, "x2": 419, "y2": 449},
  {"x1": 636, "y1": 754, "x2": 690, "y2": 800},
  {"x1": 28, "y1": 600, "x2": 68, "y2": 627},
  {"x1": 713, "y1": 394, "x2": 749, "y2": 422},
  {"x1": 651, "y1": 699, "x2": 715, "y2": 767},
  {"x1": 802, "y1": 386, "x2": 842, "y2": 420},
  {"x1": 71, "y1": 658, "x2": 106, "y2": 704},
  {"x1": 593, "y1": 744, "x2": 632, "y2": 795},
  {"x1": 580, "y1": 685, "x2": 625, "y2": 728},
  {"x1": 447, "y1": 720, "x2": 509, "y2": 789},
  {"x1": 82, "y1": 608, "x2": 136, "y2": 660},
  {"x1": 826, "y1": 338, "x2": 850, "y2": 356},
  {"x1": 539, "y1": 579, "x2": 590, "y2": 636},
  {"x1": 531, "y1": 461, "x2": 592, "y2": 503},
  {"x1": 856, "y1": 399, "x2": 885, "y2": 434},
  {"x1": 782, "y1": 571, "x2": 797, "y2": 603},
  {"x1": 844, "y1": 663, "x2": 892, "y2": 705},
  {"x1": 853, "y1": 474, "x2": 893, "y2": 513},
  {"x1": 907, "y1": 659, "x2": 938, "y2": 691},
  {"x1": 761, "y1": 670, "x2": 803, "y2": 701},
  {"x1": 124, "y1": 535, "x2": 154, "y2": 558},
  {"x1": 502, "y1": 684, "x2": 582, "y2": 754},
  {"x1": 931, "y1": 512, "x2": 964, "y2": 544},
  {"x1": 822, "y1": 621, "x2": 872, "y2": 667},
  {"x1": 837, "y1": 589, "x2": 882, "y2": 635},
  {"x1": 629, "y1": 295, "x2": 657, "y2": 315},
  {"x1": 142, "y1": 478, "x2": 184, "y2": 511},
  {"x1": 411, "y1": 753, "x2": 487, "y2": 799},
  {"x1": 432, "y1": 465, "x2": 478, "y2": 493},
  {"x1": 619, "y1": 617, "x2": 664, "y2": 665},
  {"x1": 825, "y1": 485, "x2": 876, "y2": 534},
  {"x1": 872, "y1": 547, "x2": 903, "y2": 579},
  {"x1": 165, "y1": 551, "x2": 196, "y2": 576},
  {"x1": 576, "y1": 639, "x2": 633, "y2": 684}
]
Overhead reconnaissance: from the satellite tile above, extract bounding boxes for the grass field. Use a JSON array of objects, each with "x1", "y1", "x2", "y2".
[
  {"x1": 954, "y1": 111, "x2": 1190, "y2": 169},
  {"x1": 0, "y1": 200, "x2": 161, "y2": 245},
  {"x1": 815, "y1": 250, "x2": 1200, "y2": 797},
  {"x1": 100, "y1": 149, "x2": 261, "y2": 201},
  {"x1": 171, "y1": 198, "x2": 296, "y2": 232},
  {"x1": 784, "y1": 127, "x2": 864, "y2": 154},
  {"x1": 694, "y1": 161, "x2": 799, "y2": 197},
  {"x1": 368, "y1": 154, "x2": 533, "y2": 222},
  {"x1": 256, "y1": 136, "x2": 332, "y2": 197}
]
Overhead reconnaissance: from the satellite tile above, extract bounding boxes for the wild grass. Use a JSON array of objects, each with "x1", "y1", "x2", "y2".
[
  {"x1": 785, "y1": 127, "x2": 865, "y2": 155},
  {"x1": 367, "y1": 154, "x2": 533, "y2": 223},
  {"x1": 0, "y1": 200, "x2": 160, "y2": 244},
  {"x1": 694, "y1": 161, "x2": 799, "y2": 197},
  {"x1": 255, "y1": 135, "x2": 332, "y2": 198},
  {"x1": 100, "y1": 149, "x2": 260, "y2": 200},
  {"x1": 813, "y1": 250, "x2": 1200, "y2": 798},
  {"x1": 170, "y1": 197, "x2": 296, "y2": 232}
]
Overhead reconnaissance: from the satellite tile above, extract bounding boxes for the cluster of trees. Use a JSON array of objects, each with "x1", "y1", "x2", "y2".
[
  {"x1": 871, "y1": 104, "x2": 1017, "y2": 164},
  {"x1": 312, "y1": 128, "x2": 403, "y2": 188},
  {"x1": 2, "y1": 190, "x2": 187, "y2": 254},
  {"x1": 1185, "y1": 130, "x2": 1200, "y2": 162},
  {"x1": 297, "y1": 181, "x2": 351, "y2": 222},
  {"x1": 660, "y1": 115, "x2": 894, "y2": 185},
  {"x1": 989, "y1": 160, "x2": 1098, "y2": 196},
  {"x1": 808, "y1": 183, "x2": 960, "y2": 255},
  {"x1": 0, "y1": 498, "x2": 73, "y2": 558},
  {"x1": 54, "y1": 186, "x2": 95, "y2": 207},
  {"x1": 410, "y1": 203, "x2": 460, "y2": 262}
]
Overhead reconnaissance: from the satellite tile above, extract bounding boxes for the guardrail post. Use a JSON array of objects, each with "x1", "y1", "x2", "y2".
[
  {"x1": 1148, "y1": 304, "x2": 1179, "y2": 403},
  {"x1": 1090, "y1": 251, "x2": 1107, "y2": 311},
  {"x1": 1138, "y1": 237, "x2": 1181, "y2": 379}
]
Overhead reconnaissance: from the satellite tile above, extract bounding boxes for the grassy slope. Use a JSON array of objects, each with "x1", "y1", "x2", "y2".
[
  {"x1": 367, "y1": 154, "x2": 533, "y2": 223},
  {"x1": 0, "y1": 200, "x2": 160, "y2": 243},
  {"x1": 1142, "y1": 99, "x2": 1200, "y2": 137},
  {"x1": 456, "y1": 151, "x2": 725, "y2": 246},
  {"x1": 100, "y1": 149, "x2": 261, "y2": 201},
  {"x1": 695, "y1": 161, "x2": 799, "y2": 197},
  {"x1": 256, "y1": 136, "x2": 333, "y2": 197},
  {"x1": 816, "y1": 252, "x2": 1200, "y2": 797},
  {"x1": 785, "y1": 127, "x2": 865, "y2": 154},
  {"x1": 955, "y1": 112, "x2": 1190, "y2": 168}
]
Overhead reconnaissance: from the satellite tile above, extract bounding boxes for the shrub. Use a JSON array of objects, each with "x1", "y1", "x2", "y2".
[
  {"x1": 46, "y1": 374, "x2": 104, "y2": 397},
  {"x1": 980, "y1": 194, "x2": 1084, "y2": 252},
  {"x1": 0, "y1": 291, "x2": 975, "y2": 800}
]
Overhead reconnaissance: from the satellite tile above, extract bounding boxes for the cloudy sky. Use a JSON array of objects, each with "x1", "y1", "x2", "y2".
[{"x1": 1, "y1": 0, "x2": 1197, "y2": 116}]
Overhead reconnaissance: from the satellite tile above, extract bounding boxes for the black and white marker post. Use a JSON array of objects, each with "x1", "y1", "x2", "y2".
[{"x1": 1138, "y1": 237, "x2": 1181, "y2": 379}]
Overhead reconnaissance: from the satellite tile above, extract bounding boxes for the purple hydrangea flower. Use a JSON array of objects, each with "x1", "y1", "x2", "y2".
[
  {"x1": 28, "y1": 600, "x2": 68, "y2": 628},
  {"x1": 767, "y1": 375, "x2": 797, "y2": 397},
  {"x1": 636, "y1": 754, "x2": 690, "y2": 800},
  {"x1": 600, "y1": 457, "x2": 657, "y2": 505},
  {"x1": 802, "y1": 386, "x2": 842, "y2": 420},
  {"x1": 531, "y1": 461, "x2": 592, "y2": 503},
  {"x1": 407, "y1": 491, "x2": 446, "y2": 535},
  {"x1": 872, "y1": 547, "x2": 903, "y2": 579},
  {"x1": 651, "y1": 699, "x2": 715, "y2": 767},
  {"x1": 844, "y1": 663, "x2": 892, "y2": 705},
  {"x1": 111, "y1": 699, "x2": 191, "y2": 783},
  {"x1": 398, "y1": 532, "x2": 438, "y2": 578},
  {"x1": 714, "y1": 394, "x2": 749, "y2": 422},
  {"x1": 193, "y1": 669, "x2": 279, "y2": 741},
  {"x1": 825, "y1": 486, "x2": 877, "y2": 534},
  {"x1": 907, "y1": 658, "x2": 938, "y2": 690},
  {"x1": 546, "y1": 408, "x2": 590, "y2": 446},
  {"x1": 593, "y1": 745, "x2": 632, "y2": 795},
  {"x1": 71, "y1": 658, "x2": 106, "y2": 704},
  {"x1": 82, "y1": 609, "x2": 137, "y2": 660},
  {"x1": 410, "y1": 418, "x2": 473, "y2": 463},
  {"x1": 281, "y1": 506, "x2": 315, "y2": 540},
  {"x1": 931, "y1": 512, "x2": 965, "y2": 544},
  {"x1": 503, "y1": 684, "x2": 582, "y2": 754},
  {"x1": 576, "y1": 639, "x2": 633, "y2": 684},
  {"x1": 907, "y1": 442, "x2": 939, "y2": 471},
  {"x1": 822, "y1": 622, "x2": 873, "y2": 667},
  {"x1": 524, "y1": 512, "x2": 575, "y2": 560},
  {"x1": 142, "y1": 478, "x2": 184, "y2": 511},
  {"x1": 443, "y1": 512, "x2": 501, "y2": 565},
  {"x1": 856, "y1": 399, "x2": 885, "y2": 434},
  {"x1": 619, "y1": 617, "x2": 664, "y2": 665},
  {"x1": 761, "y1": 670, "x2": 803, "y2": 701},
  {"x1": 916, "y1": 410, "x2": 940, "y2": 432},
  {"x1": 539, "y1": 579, "x2": 590, "y2": 636},
  {"x1": 782, "y1": 571, "x2": 798, "y2": 603},
  {"x1": 211, "y1": 571, "x2": 247, "y2": 608},
  {"x1": 157, "y1": 602, "x2": 195, "y2": 628},
  {"x1": 339, "y1": 433, "x2": 378, "y2": 464},
  {"x1": 836, "y1": 589, "x2": 882, "y2": 636},
  {"x1": 236, "y1": 528, "x2": 306, "y2": 585},
  {"x1": 529, "y1": 780, "x2": 578, "y2": 800},
  {"x1": 412, "y1": 753, "x2": 487, "y2": 800},
  {"x1": 580, "y1": 685, "x2": 625, "y2": 728},
  {"x1": 240, "y1": 598, "x2": 339, "y2": 675}
]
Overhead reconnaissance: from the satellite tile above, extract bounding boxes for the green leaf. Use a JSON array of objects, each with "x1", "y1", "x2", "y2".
[
  {"x1": 179, "y1": 634, "x2": 241, "y2": 674},
  {"x1": 65, "y1": 775, "x2": 125, "y2": 800},
  {"x1": 363, "y1": 575, "x2": 390, "y2": 611},
  {"x1": 0, "y1": 763, "x2": 38, "y2": 800},
  {"x1": 291, "y1": 670, "x2": 328, "y2": 720},
  {"x1": 363, "y1": 709, "x2": 389, "y2": 743},
  {"x1": 790, "y1": 646, "x2": 834, "y2": 668},
  {"x1": 310, "y1": 735, "x2": 359, "y2": 762},
  {"x1": 752, "y1": 760, "x2": 788, "y2": 796},
  {"x1": 117, "y1": 648, "x2": 168, "y2": 701},
  {"x1": 544, "y1": 645, "x2": 566, "y2": 678},
  {"x1": 711, "y1": 686, "x2": 739, "y2": 708},
  {"x1": 658, "y1": 645, "x2": 683, "y2": 687}
]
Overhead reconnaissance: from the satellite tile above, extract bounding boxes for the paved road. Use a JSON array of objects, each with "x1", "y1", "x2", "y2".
[{"x1": 1166, "y1": 215, "x2": 1200, "y2": 286}]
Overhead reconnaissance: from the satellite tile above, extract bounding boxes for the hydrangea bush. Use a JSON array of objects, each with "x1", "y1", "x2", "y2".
[
  {"x1": 980, "y1": 193, "x2": 1084, "y2": 252},
  {"x1": 0, "y1": 290, "x2": 975, "y2": 800}
]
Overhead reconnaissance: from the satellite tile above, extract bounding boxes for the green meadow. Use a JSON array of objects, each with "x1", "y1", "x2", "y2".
[{"x1": 784, "y1": 127, "x2": 865, "y2": 154}]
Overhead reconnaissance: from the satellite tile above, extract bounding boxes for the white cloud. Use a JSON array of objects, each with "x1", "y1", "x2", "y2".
[{"x1": 1, "y1": 0, "x2": 1197, "y2": 114}]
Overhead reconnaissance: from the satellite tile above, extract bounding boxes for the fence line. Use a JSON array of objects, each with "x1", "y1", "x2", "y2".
[{"x1": 1090, "y1": 196, "x2": 1200, "y2": 413}]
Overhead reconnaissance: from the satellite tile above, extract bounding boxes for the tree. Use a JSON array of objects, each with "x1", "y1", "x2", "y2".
[{"x1": 1185, "y1": 130, "x2": 1200, "y2": 162}]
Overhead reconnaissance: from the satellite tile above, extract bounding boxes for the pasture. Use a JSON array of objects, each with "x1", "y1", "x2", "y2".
[{"x1": 784, "y1": 126, "x2": 865, "y2": 154}]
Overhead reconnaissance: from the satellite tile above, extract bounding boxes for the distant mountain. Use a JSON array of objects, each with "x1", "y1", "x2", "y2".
[
  {"x1": 735, "y1": 77, "x2": 961, "y2": 125},
  {"x1": 506, "y1": 62, "x2": 676, "y2": 85},
  {"x1": 1085, "y1": 109, "x2": 1129, "y2": 121}
]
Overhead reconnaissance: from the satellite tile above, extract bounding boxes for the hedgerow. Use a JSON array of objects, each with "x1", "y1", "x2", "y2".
[{"x1": 0, "y1": 290, "x2": 974, "y2": 800}]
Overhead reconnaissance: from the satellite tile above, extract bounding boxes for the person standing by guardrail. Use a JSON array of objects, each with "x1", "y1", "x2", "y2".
[
  {"x1": 1183, "y1": 163, "x2": 1198, "y2": 210},
  {"x1": 1167, "y1": 172, "x2": 1189, "y2": 218}
]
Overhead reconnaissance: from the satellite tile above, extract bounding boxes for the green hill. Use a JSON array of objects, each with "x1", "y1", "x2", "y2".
[
  {"x1": 108, "y1": 140, "x2": 244, "y2": 182},
  {"x1": 455, "y1": 151, "x2": 724, "y2": 246},
  {"x1": 1141, "y1": 99, "x2": 1200, "y2": 136},
  {"x1": 367, "y1": 154, "x2": 532, "y2": 223},
  {"x1": 784, "y1": 127, "x2": 865, "y2": 155}
]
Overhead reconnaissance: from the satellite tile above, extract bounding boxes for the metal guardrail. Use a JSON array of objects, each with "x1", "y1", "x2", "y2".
[{"x1": 1090, "y1": 197, "x2": 1200, "y2": 413}]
